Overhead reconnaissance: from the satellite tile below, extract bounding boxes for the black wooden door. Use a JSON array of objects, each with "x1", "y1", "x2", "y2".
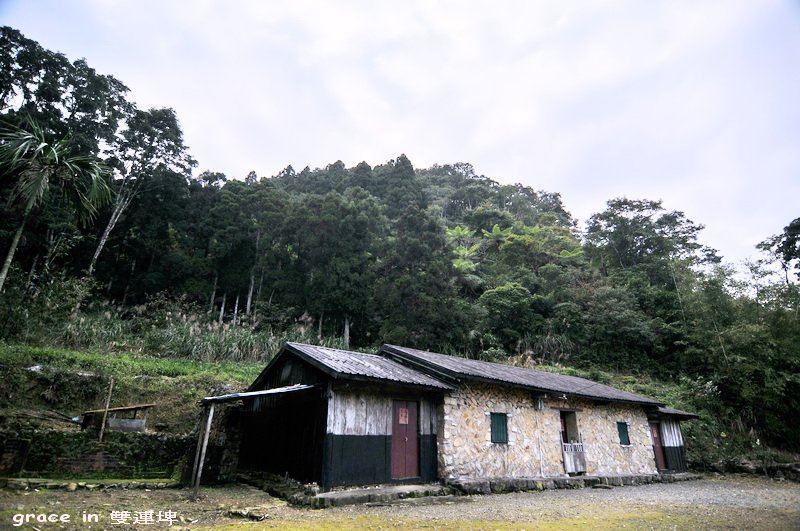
[{"x1": 391, "y1": 400, "x2": 419, "y2": 479}]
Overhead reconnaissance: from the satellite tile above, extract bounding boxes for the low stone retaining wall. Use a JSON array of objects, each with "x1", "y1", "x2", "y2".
[
  {"x1": 0, "y1": 429, "x2": 193, "y2": 480},
  {"x1": 0, "y1": 477, "x2": 180, "y2": 491},
  {"x1": 766, "y1": 463, "x2": 800, "y2": 482},
  {"x1": 732, "y1": 462, "x2": 800, "y2": 483}
]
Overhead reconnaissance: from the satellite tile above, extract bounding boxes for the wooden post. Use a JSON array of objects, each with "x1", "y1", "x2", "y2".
[
  {"x1": 190, "y1": 407, "x2": 207, "y2": 487},
  {"x1": 98, "y1": 378, "x2": 114, "y2": 443},
  {"x1": 193, "y1": 402, "x2": 215, "y2": 496}
]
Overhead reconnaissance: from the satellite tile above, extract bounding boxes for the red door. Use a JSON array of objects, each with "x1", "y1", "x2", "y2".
[
  {"x1": 650, "y1": 422, "x2": 667, "y2": 471},
  {"x1": 391, "y1": 400, "x2": 419, "y2": 479}
]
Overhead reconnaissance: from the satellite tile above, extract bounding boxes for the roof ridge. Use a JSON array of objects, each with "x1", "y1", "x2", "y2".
[
  {"x1": 287, "y1": 341, "x2": 382, "y2": 357},
  {"x1": 381, "y1": 344, "x2": 662, "y2": 406}
]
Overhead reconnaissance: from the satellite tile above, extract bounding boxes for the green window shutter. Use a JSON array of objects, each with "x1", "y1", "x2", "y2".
[
  {"x1": 491, "y1": 413, "x2": 508, "y2": 444},
  {"x1": 617, "y1": 421, "x2": 630, "y2": 445}
]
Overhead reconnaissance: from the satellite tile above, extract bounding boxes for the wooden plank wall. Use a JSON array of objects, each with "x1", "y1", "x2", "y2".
[{"x1": 326, "y1": 389, "x2": 437, "y2": 436}]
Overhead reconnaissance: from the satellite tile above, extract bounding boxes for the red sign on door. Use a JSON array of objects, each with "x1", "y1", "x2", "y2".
[{"x1": 398, "y1": 407, "x2": 409, "y2": 425}]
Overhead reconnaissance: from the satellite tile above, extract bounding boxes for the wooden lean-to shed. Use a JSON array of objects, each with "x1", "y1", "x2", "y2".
[
  {"x1": 238, "y1": 343, "x2": 452, "y2": 490},
  {"x1": 649, "y1": 407, "x2": 699, "y2": 473}
]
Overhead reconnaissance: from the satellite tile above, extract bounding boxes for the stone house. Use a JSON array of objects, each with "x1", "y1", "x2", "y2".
[{"x1": 233, "y1": 342, "x2": 696, "y2": 490}]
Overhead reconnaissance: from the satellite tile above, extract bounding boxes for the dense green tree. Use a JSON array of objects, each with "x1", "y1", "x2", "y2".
[
  {"x1": 374, "y1": 206, "x2": 469, "y2": 350},
  {"x1": 0, "y1": 115, "x2": 110, "y2": 292},
  {"x1": 585, "y1": 198, "x2": 716, "y2": 280},
  {"x1": 477, "y1": 281, "x2": 539, "y2": 352},
  {"x1": 0, "y1": 26, "x2": 130, "y2": 155},
  {"x1": 758, "y1": 217, "x2": 800, "y2": 285},
  {"x1": 372, "y1": 154, "x2": 427, "y2": 218},
  {"x1": 87, "y1": 107, "x2": 195, "y2": 275},
  {"x1": 280, "y1": 188, "x2": 386, "y2": 345}
]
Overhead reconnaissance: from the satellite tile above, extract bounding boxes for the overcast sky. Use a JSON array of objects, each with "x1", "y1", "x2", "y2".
[{"x1": 3, "y1": 0, "x2": 799, "y2": 267}]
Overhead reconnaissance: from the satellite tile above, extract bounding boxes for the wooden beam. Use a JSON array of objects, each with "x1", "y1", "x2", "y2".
[
  {"x1": 190, "y1": 406, "x2": 207, "y2": 488},
  {"x1": 98, "y1": 378, "x2": 114, "y2": 443},
  {"x1": 193, "y1": 403, "x2": 215, "y2": 496}
]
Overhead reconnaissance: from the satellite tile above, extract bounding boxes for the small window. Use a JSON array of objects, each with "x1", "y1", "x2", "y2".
[
  {"x1": 491, "y1": 413, "x2": 508, "y2": 444},
  {"x1": 617, "y1": 421, "x2": 631, "y2": 446}
]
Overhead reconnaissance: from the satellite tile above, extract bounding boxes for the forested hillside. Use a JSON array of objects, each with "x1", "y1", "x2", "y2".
[{"x1": 1, "y1": 26, "x2": 798, "y2": 465}]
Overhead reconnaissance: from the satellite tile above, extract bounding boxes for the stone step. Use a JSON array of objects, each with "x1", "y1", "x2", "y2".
[{"x1": 312, "y1": 484, "x2": 454, "y2": 509}]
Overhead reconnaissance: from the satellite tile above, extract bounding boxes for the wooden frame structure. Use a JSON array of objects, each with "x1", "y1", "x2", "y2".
[{"x1": 190, "y1": 384, "x2": 313, "y2": 495}]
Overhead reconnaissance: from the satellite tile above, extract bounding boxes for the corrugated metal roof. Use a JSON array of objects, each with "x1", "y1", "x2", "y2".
[
  {"x1": 285, "y1": 343, "x2": 453, "y2": 390},
  {"x1": 381, "y1": 344, "x2": 663, "y2": 406},
  {"x1": 657, "y1": 406, "x2": 699, "y2": 419},
  {"x1": 202, "y1": 384, "x2": 315, "y2": 404}
]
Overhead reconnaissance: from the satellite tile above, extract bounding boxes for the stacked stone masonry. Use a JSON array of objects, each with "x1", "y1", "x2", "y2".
[{"x1": 438, "y1": 383, "x2": 657, "y2": 479}]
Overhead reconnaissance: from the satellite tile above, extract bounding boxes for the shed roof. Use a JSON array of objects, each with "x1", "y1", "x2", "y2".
[
  {"x1": 656, "y1": 406, "x2": 700, "y2": 420},
  {"x1": 271, "y1": 343, "x2": 453, "y2": 391},
  {"x1": 381, "y1": 344, "x2": 664, "y2": 407},
  {"x1": 203, "y1": 384, "x2": 315, "y2": 404},
  {"x1": 82, "y1": 403, "x2": 155, "y2": 415}
]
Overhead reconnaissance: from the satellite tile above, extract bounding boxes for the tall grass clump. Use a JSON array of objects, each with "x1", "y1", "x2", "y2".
[
  {"x1": 1, "y1": 285, "x2": 351, "y2": 363},
  {"x1": 0, "y1": 271, "x2": 98, "y2": 345}
]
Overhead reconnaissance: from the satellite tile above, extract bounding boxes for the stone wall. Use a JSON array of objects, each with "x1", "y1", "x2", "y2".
[
  {"x1": 0, "y1": 429, "x2": 193, "y2": 479},
  {"x1": 438, "y1": 383, "x2": 657, "y2": 479}
]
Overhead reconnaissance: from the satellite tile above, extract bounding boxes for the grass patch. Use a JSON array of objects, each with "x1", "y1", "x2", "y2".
[
  {"x1": 207, "y1": 510, "x2": 732, "y2": 530},
  {"x1": 0, "y1": 343, "x2": 263, "y2": 433},
  {"x1": 0, "y1": 343, "x2": 263, "y2": 382}
]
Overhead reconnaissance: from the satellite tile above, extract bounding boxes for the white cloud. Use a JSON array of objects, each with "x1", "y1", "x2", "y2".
[{"x1": 2, "y1": 0, "x2": 798, "y2": 264}]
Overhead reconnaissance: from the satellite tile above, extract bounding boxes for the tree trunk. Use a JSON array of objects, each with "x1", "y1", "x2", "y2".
[
  {"x1": 43, "y1": 229, "x2": 57, "y2": 272},
  {"x1": 254, "y1": 269, "x2": 265, "y2": 321},
  {"x1": 209, "y1": 271, "x2": 218, "y2": 314},
  {"x1": 218, "y1": 293, "x2": 226, "y2": 324},
  {"x1": 318, "y1": 310, "x2": 324, "y2": 340},
  {"x1": 26, "y1": 254, "x2": 39, "y2": 290},
  {"x1": 87, "y1": 187, "x2": 134, "y2": 276},
  {"x1": 246, "y1": 268, "x2": 255, "y2": 317},
  {"x1": 669, "y1": 261, "x2": 687, "y2": 327},
  {"x1": 0, "y1": 210, "x2": 29, "y2": 293},
  {"x1": 344, "y1": 315, "x2": 350, "y2": 349},
  {"x1": 246, "y1": 230, "x2": 260, "y2": 316},
  {"x1": 121, "y1": 259, "x2": 136, "y2": 305},
  {"x1": 233, "y1": 293, "x2": 240, "y2": 325}
]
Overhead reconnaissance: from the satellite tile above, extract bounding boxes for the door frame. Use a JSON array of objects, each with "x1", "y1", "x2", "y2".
[
  {"x1": 391, "y1": 399, "x2": 420, "y2": 479},
  {"x1": 650, "y1": 421, "x2": 667, "y2": 472}
]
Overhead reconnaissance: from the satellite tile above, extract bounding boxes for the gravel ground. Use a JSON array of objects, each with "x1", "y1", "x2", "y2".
[
  {"x1": 2, "y1": 474, "x2": 798, "y2": 529},
  {"x1": 322, "y1": 474, "x2": 800, "y2": 530}
]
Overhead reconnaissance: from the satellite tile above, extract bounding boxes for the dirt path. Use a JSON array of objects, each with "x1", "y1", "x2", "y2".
[{"x1": 1, "y1": 475, "x2": 798, "y2": 530}]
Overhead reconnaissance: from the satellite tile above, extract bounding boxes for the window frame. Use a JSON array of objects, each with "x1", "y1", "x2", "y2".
[
  {"x1": 490, "y1": 412, "x2": 509, "y2": 444},
  {"x1": 617, "y1": 421, "x2": 631, "y2": 446}
]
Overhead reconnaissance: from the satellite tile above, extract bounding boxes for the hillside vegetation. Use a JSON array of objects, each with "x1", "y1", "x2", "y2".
[
  {"x1": 0, "y1": 344, "x2": 262, "y2": 433},
  {"x1": 1, "y1": 25, "x2": 798, "y2": 467}
]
